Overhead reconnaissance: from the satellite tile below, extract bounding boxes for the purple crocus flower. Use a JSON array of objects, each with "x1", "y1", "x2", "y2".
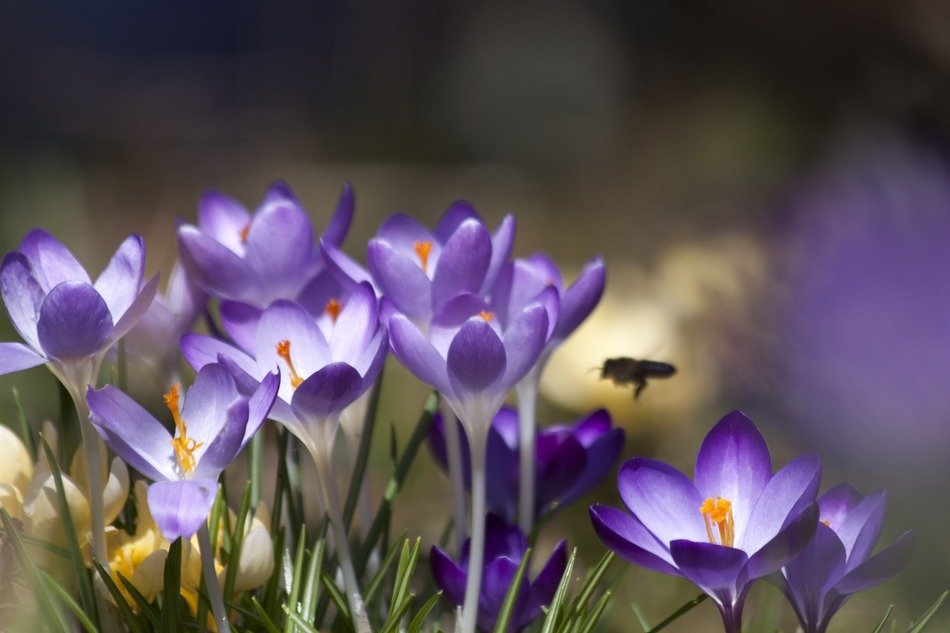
[
  {"x1": 777, "y1": 484, "x2": 914, "y2": 633},
  {"x1": 430, "y1": 514, "x2": 567, "y2": 633},
  {"x1": 590, "y1": 411, "x2": 820, "y2": 633},
  {"x1": 0, "y1": 229, "x2": 158, "y2": 391},
  {"x1": 429, "y1": 407, "x2": 624, "y2": 524},
  {"x1": 87, "y1": 363, "x2": 278, "y2": 540},
  {"x1": 177, "y1": 181, "x2": 353, "y2": 307},
  {"x1": 324, "y1": 201, "x2": 515, "y2": 323}
]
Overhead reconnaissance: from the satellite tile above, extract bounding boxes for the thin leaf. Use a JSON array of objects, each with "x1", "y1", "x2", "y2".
[
  {"x1": 644, "y1": 594, "x2": 707, "y2": 633},
  {"x1": 320, "y1": 569, "x2": 353, "y2": 630},
  {"x1": 162, "y1": 538, "x2": 183, "y2": 633},
  {"x1": 407, "y1": 592, "x2": 443, "y2": 633},
  {"x1": 251, "y1": 596, "x2": 284, "y2": 633},
  {"x1": 390, "y1": 537, "x2": 422, "y2": 620},
  {"x1": 571, "y1": 552, "x2": 614, "y2": 618},
  {"x1": 118, "y1": 573, "x2": 163, "y2": 628},
  {"x1": 492, "y1": 548, "x2": 532, "y2": 633},
  {"x1": 282, "y1": 605, "x2": 321, "y2": 633},
  {"x1": 578, "y1": 590, "x2": 612, "y2": 633},
  {"x1": 300, "y1": 537, "x2": 327, "y2": 622},
  {"x1": 907, "y1": 591, "x2": 949, "y2": 633},
  {"x1": 38, "y1": 569, "x2": 99, "y2": 633},
  {"x1": 541, "y1": 548, "x2": 577, "y2": 633},
  {"x1": 364, "y1": 533, "x2": 410, "y2": 607},
  {"x1": 381, "y1": 595, "x2": 416, "y2": 633},
  {"x1": 631, "y1": 604, "x2": 652, "y2": 632},
  {"x1": 223, "y1": 481, "x2": 254, "y2": 602},
  {"x1": 284, "y1": 524, "x2": 309, "y2": 633},
  {"x1": 250, "y1": 431, "x2": 264, "y2": 508},
  {"x1": 94, "y1": 561, "x2": 147, "y2": 633},
  {"x1": 872, "y1": 605, "x2": 894, "y2": 633}
]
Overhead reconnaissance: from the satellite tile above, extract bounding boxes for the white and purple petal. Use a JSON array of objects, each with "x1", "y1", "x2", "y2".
[
  {"x1": 147, "y1": 478, "x2": 218, "y2": 541},
  {"x1": 37, "y1": 282, "x2": 113, "y2": 360}
]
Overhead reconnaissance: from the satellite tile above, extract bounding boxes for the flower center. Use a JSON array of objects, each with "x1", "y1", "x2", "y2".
[
  {"x1": 165, "y1": 384, "x2": 202, "y2": 475},
  {"x1": 413, "y1": 240, "x2": 432, "y2": 273},
  {"x1": 276, "y1": 340, "x2": 305, "y2": 388},
  {"x1": 239, "y1": 223, "x2": 251, "y2": 242},
  {"x1": 324, "y1": 298, "x2": 342, "y2": 323},
  {"x1": 699, "y1": 496, "x2": 735, "y2": 547},
  {"x1": 478, "y1": 310, "x2": 494, "y2": 322}
]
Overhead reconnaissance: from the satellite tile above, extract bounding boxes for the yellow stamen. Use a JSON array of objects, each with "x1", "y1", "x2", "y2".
[
  {"x1": 164, "y1": 384, "x2": 202, "y2": 474},
  {"x1": 478, "y1": 310, "x2": 494, "y2": 322},
  {"x1": 276, "y1": 340, "x2": 305, "y2": 388},
  {"x1": 699, "y1": 496, "x2": 735, "y2": 548},
  {"x1": 324, "y1": 298, "x2": 342, "y2": 323},
  {"x1": 821, "y1": 518, "x2": 831, "y2": 527},
  {"x1": 239, "y1": 223, "x2": 251, "y2": 242},
  {"x1": 413, "y1": 240, "x2": 432, "y2": 273}
]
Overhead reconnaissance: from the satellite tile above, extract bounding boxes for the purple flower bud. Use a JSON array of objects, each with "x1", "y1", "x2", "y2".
[
  {"x1": 430, "y1": 514, "x2": 567, "y2": 633},
  {"x1": 777, "y1": 484, "x2": 914, "y2": 633},
  {"x1": 87, "y1": 363, "x2": 279, "y2": 540},
  {"x1": 590, "y1": 411, "x2": 821, "y2": 633},
  {"x1": 177, "y1": 181, "x2": 353, "y2": 307},
  {"x1": 428, "y1": 407, "x2": 624, "y2": 524}
]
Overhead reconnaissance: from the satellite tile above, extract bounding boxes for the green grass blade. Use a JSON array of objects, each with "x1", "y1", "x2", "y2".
[
  {"x1": 282, "y1": 605, "x2": 321, "y2": 633},
  {"x1": 300, "y1": 537, "x2": 326, "y2": 622},
  {"x1": 117, "y1": 574, "x2": 163, "y2": 628},
  {"x1": 632, "y1": 604, "x2": 652, "y2": 631},
  {"x1": 223, "y1": 481, "x2": 254, "y2": 602},
  {"x1": 38, "y1": 569, "x2": 99, "y2": 633},
  {"x1": 38, "y1": 435, "x2": 98, "y2": 624},
  {"x1": 320, "y1": 569, "x2": 353, "y2": 630},
  {"x1": 872, "y1": 605, "x2": 894, "y2": 633},
  {"x1": 407, "y1": 592, "x2": 443, "y2": 633},
  {"x1": 93, "y1": 561, "x2": 147, "y2": 633},
  {"x1": 364, "y1": 534, "x2": 407, "y2": 607},
  {"x1": 11, "y1": 387, "x2": 36, "y2": 461},
  {"x1": 907, "y1": 591, "x2": 949, "y2": 632},
  {"x1": 579, "y1": 590, "x2": 612, "y2": 633},
  {"x1": 382, "y1": 595, "x2": 416, "y2": 633},
  {"x1": 389, "y1": 537, "x2": 421, "y2": 620},
  {"x1": 250, "y1": 596, "x2": 284, "y2": 633},
  {"x1": 284, "y1": 524, "x2": 309, "y2": 633},
  {"x1": 541, "y1": 547, "x2": 577, "y2": 633},
  {"x1": 492, "y1": 548, "x2": 532, "y2": 633},
  {"x1": 644, "y1": 594, "x2": 707, "y2": 633},
  {"x1": 343, "y1": 370, "x2": 383, "y2": 531},
  {"x1": 162, "y1": 538, "x2": 183, "y2": 633},
  {"x1": 571, "y1": 552, "x2": 614, "y2": 617}
]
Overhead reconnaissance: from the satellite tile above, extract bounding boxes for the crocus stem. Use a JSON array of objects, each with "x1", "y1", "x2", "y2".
[
  {"x1": 305, "y1": 430, "x2": 370, "y2": 633},
  {"x1": 71, "y1": 390, "x2": 108, "y2": 569},
  {"x1": 460, "y1": 432, "x2": 487, "y2": 633},
  {"x1": 719, "y1": 602, "x2": 743, "y2": 633},
  {"x1": 440, "y1": 400, "x2": 468, "y2": 548},
  {"x1": 197, "y1": 522, "x2": 231, "y2": 633},
  {"x1": 515, "y1": 368, "x2": 541, "y2": 533}
]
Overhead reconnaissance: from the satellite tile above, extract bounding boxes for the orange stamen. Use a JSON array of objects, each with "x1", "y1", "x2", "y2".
[
  {"x1": 239, "y1": 223, "x2": 251, "y2": 242},
  {"x1": 478, "y1": 311, "x2": 494, "y2": 322},
  {"x1": 699, "y1": 497, "x2": 735, "y2": 548},
  {"x1": 821, "y1": 519, "x2": 831, "y2": 527},
  {"x1": 324, "y1": 298, "x2": 342, "y2": 323},
  {"x1": 164, "y1": 384, "x2": 203, "y2": 474},
  {"x1": 413, "y1": 240, "x2": 432, "y2": 273},
  {"x1": 276, "y1": 340, "x2": 305, "y2": 388}
]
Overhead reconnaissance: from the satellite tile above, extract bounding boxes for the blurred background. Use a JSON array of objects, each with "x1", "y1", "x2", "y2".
[{"x1": 1, "y1": 1, "x2": 949, "y2": 630}]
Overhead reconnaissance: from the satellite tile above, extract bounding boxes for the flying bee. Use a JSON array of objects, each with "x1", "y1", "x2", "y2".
[{"x1": 599, "y1": 357, "x2": 677, "y2": 400}]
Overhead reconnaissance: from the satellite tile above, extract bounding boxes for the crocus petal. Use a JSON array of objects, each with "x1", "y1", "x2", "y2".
[
  {"x1": 87, "y1": 385, "x2": 177, "y2": 481},
  {"x1": 432, "y1": 219, "x2": 492, "y2": 313},
  {"x1": 1, "y1": 252, "x2": 45, "y2": 349},
  {"x1": 220, "y1": 301, "x2": 262, "y2": 356},
  {"x1": 430, "y1": 546, "x2": 466, "y2": 607},
  {"x1": 193, "y1": 398, "x2": 249, "y2": 480},
  {"x1": 817, "y1": 483, "x2": 863, "y2": 529},
  {"x1": 836, "y1": 491, "x2": 886, "y2": 566},
  {"x1": 147, "y1": 478, "x2": 218, "y2": 541},
  {"x1": 37, "y1": 282, "x2": 113, "y2": 359},
  {"x1": 94, "y1": 234, "x2": 145, "y2": 320},
  {"x1": 180, "y1": 363, "x2": 241, "y2": 442},
  {"x1": 447, "y1": 319, "x2": 507, "y2": 396},
  {"x1": 492, "y1": 260, "x2": 547, "y2": 330},
  {"x1": 376, "y1": 213, "x2": 437, "y2": 260},
  {"x1": 519, "y1": 541, "x2": 568, "y2": 629},
  {"x1": 781, "y1": 522, "x2": 848, "y2": 623},
  {"x1": 254, "y1": 300, "x2": 330, "y2": 381},
  {"x1": 483, "y1": 214, "x2": 516, "y2": 296},
  {"x1": 694, "y1": 410, "x2": 772, "y2": 542},
  {"x1": 835, "y1": 531, "x2": 915, "y2": 594},
  {"x1": 560, "y1": 426, "x2": 624, "y2": 506},
  {"x1": 109, "y1": 273, "x2": 160, "y2": 343},
  {"x1": 744, "y1": 502, "x2": 819, "y2": 579},
  {"x1": 197, "y1": 191, "x2": 251, "y2": 254},
  {"x1": 535, "y1": 433, "x2": 586, "y2": 512},
  {"x1": 19, "y1": 229, "x2": 90, "y2": 291},
  {"x1": 246, "y1": 370, "x2": 280, "y2": 444},
  {"x1": 388, "y1": 314, "x2": 451, "y2": 395},
  {"x1": 430, "y1": 293, "x2": 492, "y2": 357},
  {"x1": 741, "y1": 454, "x2": 821, "y2": 553},
  {"x1": 0, "y1": 342, "x2": 46, "y2": 375},
  {"x1": 502, "y1": 301, "x2": 550, "y2": 387},
  {"x1": 321, "y1": 181, "x2": 354, "y2": 248},
  {"x1": 178, "y1": 226, "x2": 256, "y2": 301},
  {"x1": 180, "y1": 333, "x2": 258, "y2": 377},
  {"x1": 330, "y1": 282, "x2": 378, "y2": 362},
  {"x1": 589, "y1": 504, "x2": 679, "y2": 575},
  {"x1": 481, "y1": 556, "x2": 523, "y2": 630},
  {"x1": 354, "y1": 328, "x2": 388, "y2": 385},
  {"x1": 320, "y1": 241, "x2": 376, "y2": 291},
  {"x1": 291, "y1": 362, "x2": 364, "y2": 422},
  {"x1": 524, "y1": 253, "x2": 563, "y2": 290},
  {"x1": 669, "y1": 540, "x2": 749, "y2": 606},
  {"x1": 366, "y1": 239, "x2": 431, "y2": 320},
  {"x1": 554, "y1": 257, "x2": 605, "y2": 340},
  {"x1": 243, "y1": 201, "x2": 315, "y2": 301},
  {"x1": 617, "y1": 458, "x2": 707, "y2": 544},
  {"x1": 434, "y1": 200, "x2": 480, "y2": 243}
]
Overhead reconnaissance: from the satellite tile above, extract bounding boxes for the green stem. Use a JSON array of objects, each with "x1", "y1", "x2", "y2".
[{"x1": 197, "y1": 522, "x2": 231, "y2": 633}]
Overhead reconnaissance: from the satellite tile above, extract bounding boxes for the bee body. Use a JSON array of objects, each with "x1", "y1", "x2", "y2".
[{"x1": 600, "y1": 357, "x2": 676, "y2": 400}]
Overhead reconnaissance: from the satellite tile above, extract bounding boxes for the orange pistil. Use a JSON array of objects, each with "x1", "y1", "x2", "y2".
[
  {"x1": 276, "y1": 340, "x2": 305, "y2": 388},
  {"x1": 165, "y1": 384, "x2": 203, "y2": 474},
  {"x1": 413, "y1": 240, "x2": 432, "y2": 273},
  {"x1": 478, "y1": 311, "x2": 494, "y2": 322},
  {"x1": 239, "y1": 223, "x2": 251, "y2": 242},
  {"x1": 700, "y1": 496, "x2": 735, "y2": 548},
  {"x1": 324, "y1": 298, "x2": 342, "y2": 323}
]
